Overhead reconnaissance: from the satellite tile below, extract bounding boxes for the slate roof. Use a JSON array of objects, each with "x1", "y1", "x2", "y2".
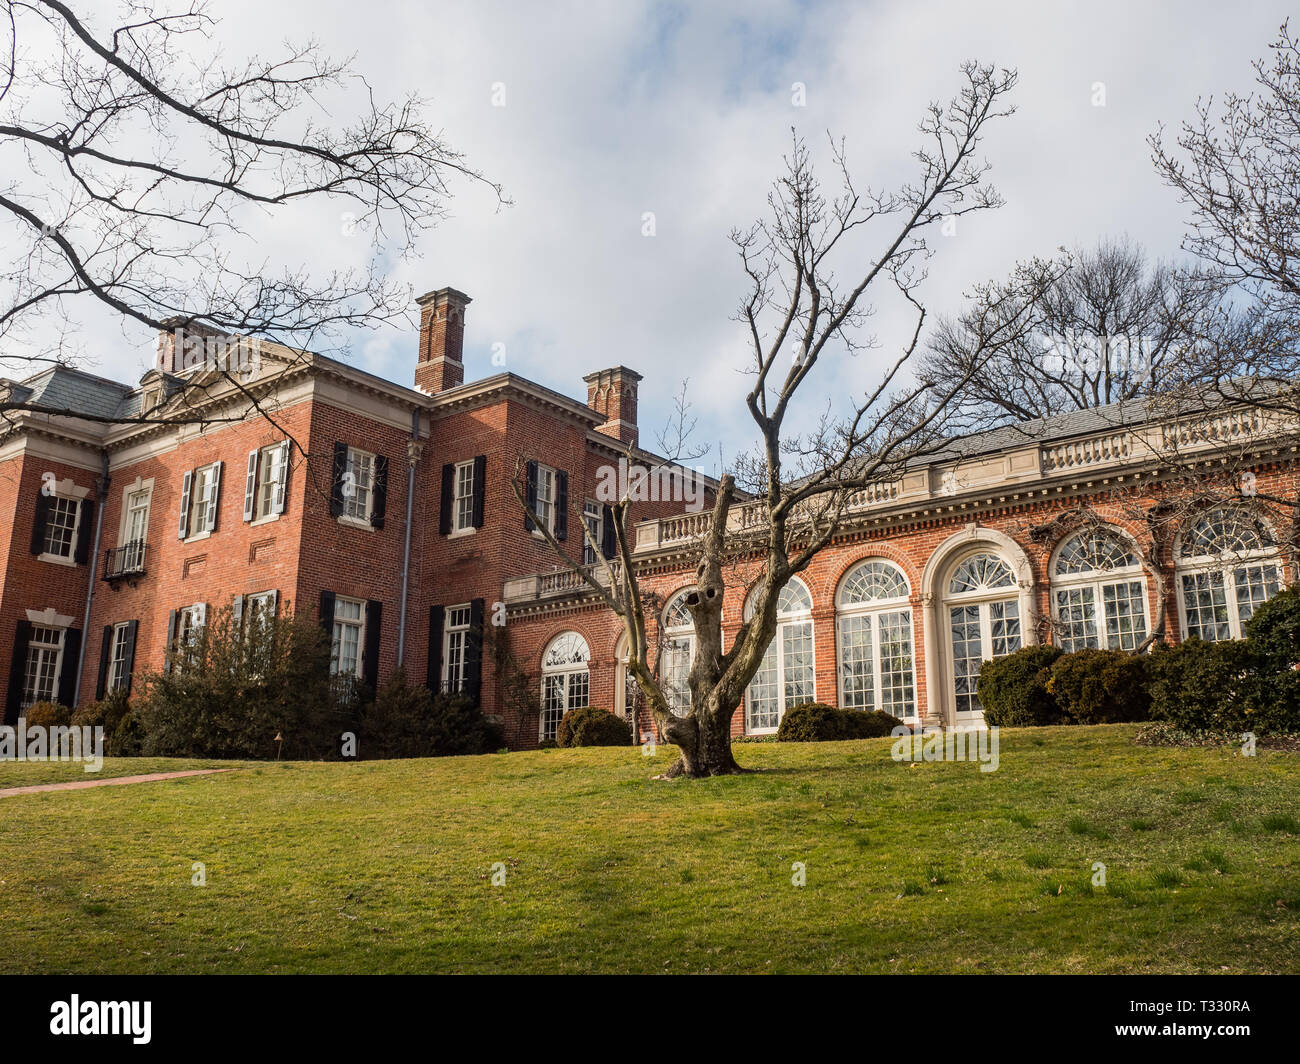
[{"x1": 16, "y1": 365, "x2": 133, "y2": 421}]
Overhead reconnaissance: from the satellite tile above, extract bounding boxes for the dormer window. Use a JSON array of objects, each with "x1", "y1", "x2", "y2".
[{"x1": 141, "y1": 386, "x2": 162, "y2": 413}]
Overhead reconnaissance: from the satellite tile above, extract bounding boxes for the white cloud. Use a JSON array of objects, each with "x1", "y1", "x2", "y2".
[{"x1": 21, "y1": 0, "x2": 1295, "y2": 468}]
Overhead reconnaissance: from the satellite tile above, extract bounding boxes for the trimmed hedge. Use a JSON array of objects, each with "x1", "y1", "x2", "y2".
[
  {"x1": 21, "y1": 701, "x2": 71, "y2": 729},
  {"x1": 1046, "y1": 648, "x2": 1150, "y2": 724},
  {"x1": 978, "y1": 646, "x2": 1064, "y2": 727},
  {"x1": 1147, "y1": 638, "x2": 1299, "y2": 734},
  {"x1": 556, "y1": 706, "x2": 632, "y2": 747},
  {"x1": 1243, "y1": 585, "x2": 1300, "y2": 674},
  {"x1": 776, "y1": 702, "x2": 904, "y2": 742}
]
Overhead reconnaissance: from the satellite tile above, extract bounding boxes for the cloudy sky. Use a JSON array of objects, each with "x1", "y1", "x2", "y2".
[{"x1": 37, "y1": 1, "x2": 1300, "y2": 467}]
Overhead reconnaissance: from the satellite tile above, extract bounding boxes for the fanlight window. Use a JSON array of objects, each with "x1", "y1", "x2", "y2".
[
  {"x1": 1176, "y1": 507, "x2": 1282, "y2": 642},
  {"x1": 1051, "y1": 528, "x2": 1147, "y2": 652},
  {"x1": 837, "y1": 560, "x2": 910, "y2": 605},
  {"x1": 948, "y1": 553, "x2": 1016, "y2": 595},
  {"x1": 744, "y1": 578, "x2": 814, "y2": 620},
  {"x1": 836, "y1": 560, "x2": 915, "y2": 720},
  {"x1": 745, "y1": 578, "x2": 815, "y2": 733},
  {"x1": 540, "y1": 632, "x2": 590, "y2": 742},
  {"x1": 661, "y1": 589, "x2": 695, "y2": 716},
  {"x1": 1180, "y1": 507, "x2": 1274, "y2": 559},
  {"x1": 1054, "y1": 529, "x2": 1140, "y2": 575}
]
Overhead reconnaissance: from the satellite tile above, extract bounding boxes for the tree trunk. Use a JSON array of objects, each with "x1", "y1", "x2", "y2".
[{"x1": 659, "y1": 697, "x2": 745, "y2": 778}]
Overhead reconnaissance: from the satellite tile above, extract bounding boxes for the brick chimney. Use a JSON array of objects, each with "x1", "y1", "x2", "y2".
[
  {"x1": 583, "y1": 366, "x2": 642, "y2": 447},
  {"x1": 415, "y1": 287, "x2": 472, "y2": 395}
]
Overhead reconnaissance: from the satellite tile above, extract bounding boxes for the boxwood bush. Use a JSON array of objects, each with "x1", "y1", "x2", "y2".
[
  {"x1": 776, "y1": 702, "x2": 904, "y2": 741},
  {"x1": 1046, "y1": 648, "x2": 1151, "y2": 724},
  {"x1": 977, "y1": 645, "x2": 1064, "y2": 727},
  {"x1": 556, "y1": 706, "x2": 632, "y2": 747}
]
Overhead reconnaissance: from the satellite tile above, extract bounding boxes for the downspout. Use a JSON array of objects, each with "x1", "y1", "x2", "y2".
[
  {"x1": 73, "y1": 450, "x2": 110, "y2": 706},
  {"x1": 396, "y1": 408, "x2": 423, "y2": 667}
]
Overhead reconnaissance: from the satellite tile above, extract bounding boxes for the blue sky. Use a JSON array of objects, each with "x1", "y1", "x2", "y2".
[{"x1": 33, "y1": 1, "x2": 1299, "y2": 471}]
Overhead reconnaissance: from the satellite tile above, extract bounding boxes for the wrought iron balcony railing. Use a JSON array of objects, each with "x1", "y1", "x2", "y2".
[{"x1": 103, "y1": 539, "x2": 147, "y2": 581}]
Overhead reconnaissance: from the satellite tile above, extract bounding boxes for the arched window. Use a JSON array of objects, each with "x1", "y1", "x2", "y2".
[
  {"x1": 745, "y1": 578, "x2": 815, "y2": 733},
  {"x1": 836, "y1": 560, "x2": 915, "y2": 720},
  {"x1": 540, "y1": 631, "x2": 590, "y2": 741},
  {"x1": 944, "y1": 550, "x2": 1021, "y2": 723},
  {"x1": 1176, "y1": 506, "x2": 1283, "y2": 641},
  {"x1": 1051, "y1": 527, "x2": 1148, "y2": 652},
  {"x1": 661, "y1": 589, "x2": 695, "y2": 715}
]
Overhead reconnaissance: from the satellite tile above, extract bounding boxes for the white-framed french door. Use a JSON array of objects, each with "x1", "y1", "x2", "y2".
[{"x1": 947, "y1": 596, "x2": 1021, "y2": 726}]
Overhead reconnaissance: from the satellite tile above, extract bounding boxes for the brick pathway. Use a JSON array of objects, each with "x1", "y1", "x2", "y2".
[{"x1": 0, "y1": 768, "x2": 231, "y2": 798}]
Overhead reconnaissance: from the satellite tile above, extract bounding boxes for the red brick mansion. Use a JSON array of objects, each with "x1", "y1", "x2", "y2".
[{"x1": 2, "y1": 287, "x2": 1295, "y2": 748}]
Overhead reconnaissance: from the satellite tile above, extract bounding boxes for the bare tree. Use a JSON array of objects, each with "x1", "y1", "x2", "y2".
[
  {"x1": 1150, "y1": 19, "x2": 1300, "y2": 397},
  {"x1": 919, "y1": 237, "x2": 1217, "y2": 426},
  {"x1": 514, "y1": 63, "x2": 1059, "y2": 778},
  {"x1": 0, "y1": 0, "x2": 496, "y2": 428}
]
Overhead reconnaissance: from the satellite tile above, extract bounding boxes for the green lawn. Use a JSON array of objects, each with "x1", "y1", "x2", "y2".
[{"x1": 0, "y1": 725, "x2": 1296, "y2": 973}]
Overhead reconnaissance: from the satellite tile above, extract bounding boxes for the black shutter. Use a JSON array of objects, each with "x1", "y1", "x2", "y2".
[
  {"x1": 319, "y1": 591, "x2": 336, "y2": 634},
  {"x1": 6, "y1": 620, "x2": 32, "y2": 724},
  {"x1": 30, "y1": 494, "x2": 51, "y2": 554},
  {"x1": 601, "y1": 504, "x2": 616, "y2": 559},
  {"x1": 427, "y1": 605, "x2": 444, "y2": 692},
  {"x1": 471, "y1": 455, "x2": 486, "y2": 528},
  {"x1": 439, "y1": 463, "x2": 454, "y2": 535},
  {"x1": 58, "y1": 628, "x2": 81, "y2": 708},
  {"x1": 363, "y1": 600, "x2": 382, "y2": 692},
  {"x1": 123, "y1": 621, "x2": 138, "y2": 695},
  {"x1": 555, "y1": 471, "x2": 568, "y2": 541},
  {"x1": 73, "y1": 499, "x2": 94, "y2": 565},
  {"x1": 370, "y1": 456, "x2": 389, "y2": 529},
  {"x1": 163, "y1": 609, "x2": 178, "y2": 674},
  {"x1": 465, "y1": 598, "x2": 485, "y2": 706},
  {"x1": 524, "y1": 460, "x2": 538, "y2": 531},
  {"x1": 329, "y1": 442, "x2": 348, "y2": 517},
  {"x1": 96, "y1": 625, "x2": 113, "y2": 700}
]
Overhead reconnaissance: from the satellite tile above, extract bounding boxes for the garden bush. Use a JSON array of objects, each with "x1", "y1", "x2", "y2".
[
  {"x1": 1148, "y1": 638, "x2": 1263, "y2": 733},
  {"x1": 839, "y1": 707, "x2": 907, "y2": 738},
  {"x1": 135, "y1": 605, "x2": 351, "y2": 759},
  {"x1": 361, "y1": 669, "x2": 504, "y2": 758},
  {"x1": 776, "y1": 702, "x2": 844, "y2": 741},
  {"x1": 977, "y1": 645, "x2": 1064, "y2": 727},
  {"x1": 71, "y1": 688, "x2": 131, "y2": 741},
  {"x1": 556, "y1": 706, "x2": 632, "y2": 747},
  {"x1": 1047, "y1": 648, "x2": 1151, "y2": 724},
  {"x1": 21, "y1": 701, "x2": 71, "y2": 729},
  {"x1": 776, "y1": 703, "x2": 904, "y2": 741},
  {"x1": 1243, "y1": 585, "x2": 1300, "y2": 673}
]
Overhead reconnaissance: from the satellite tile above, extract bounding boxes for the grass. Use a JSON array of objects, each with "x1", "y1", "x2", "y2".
[{"x1": 0, "y1": 725, "x2": 1297, "y2": 974}]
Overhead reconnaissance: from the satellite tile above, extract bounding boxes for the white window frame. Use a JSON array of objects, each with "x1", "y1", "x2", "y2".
[
  {"x1": 451, "y1": 460, "x2": 476, "y2": 536},
  {"x1": 340, "y1": 447, "x2": 375, "y2": 527},
  {"x1": 835, "y1": 560, "x2": 917, "y2": 721},
  {"x1": 184, "y1": 462, "x2": 222, "y2": 541},
  {"x1": 39, "y1": 494, "x2": 82, "y2": 565},
  {"x1": 1050, "y1": 528, "x2": 1149, "y2": 652},
  {"x1": 107, "y1": 621, "x2": 132, "y2": 692},
  {"x1": 661, "y1": 590, "x2": 695, "y2": 717},
  {"x1": 539, "y1": 631, "x2": 591, "y2": 742},
  {"x1": 175, "y1": 602, "x2": 207, "y2": 663},
  {"x1": 250, "y1": 442, "x2": 289, "y2": 523},
  {"x1": 441, "y1": 603, "x2": 472, "y2": 693},
  {"x1": 330, "y1": 596, "x2": 366, "y2": 678},
  {"x1": 582, "y1": 500, "x2": 602, "y2": 566},
  {"x1": 744, "y1": 579, "x2": 816, "y2": 735},
  {"x1": 943, "y1": 551, "x2": 1022, "y2": 724},
  {"x1": 21, "y1": 625, "x2": 65, "y2": 708},
  {"x1": 1175, "y1": 508, "x2": 1284, "y2": 642},
  {"x1": 532, "y1": 463, "x2": 557, "y2": 537}
]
